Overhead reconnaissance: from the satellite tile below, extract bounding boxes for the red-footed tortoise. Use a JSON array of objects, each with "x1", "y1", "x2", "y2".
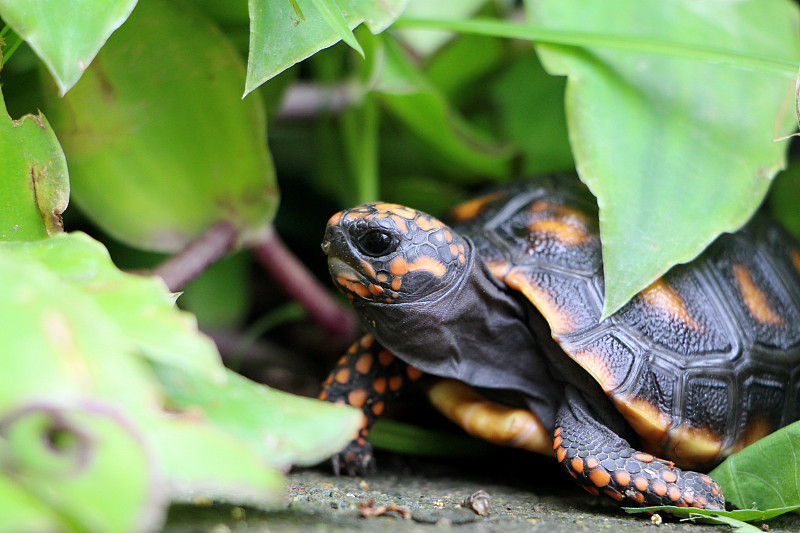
[{"x1": 319, "y1": 177, "x2": 800, "y2": 511}]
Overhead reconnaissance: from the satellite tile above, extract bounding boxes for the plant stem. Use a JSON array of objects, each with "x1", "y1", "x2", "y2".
[
  {"x1": 251, "y1": 227, "x2": 358, "y2": 341},
  {"x1": 394, "y1": 17, "x2": 797, "y2": 77},
  {"x1": 153, "y1": 221, "x2": 238, "y2": 292}
]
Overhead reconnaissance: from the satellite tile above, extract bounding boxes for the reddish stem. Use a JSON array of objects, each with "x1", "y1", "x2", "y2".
[
  {"x1": 252, "y1": 227, "x2": 358, "y2": 341},
  {"x1": 152, "y1": 221, "x2": 238, "y2": 292}
]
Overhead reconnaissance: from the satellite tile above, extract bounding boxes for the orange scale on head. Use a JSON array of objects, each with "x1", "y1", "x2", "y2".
[
  {"x1": 389, "y1": 214, "x2": 410, "y2": 235},
  {"x1": 369, "y1": 284, "x2": 384, "y2": 296},
  {"x1": 360, "y1": 260, "x2": 377, "y2": 278},
  {"x1": 328, "y1": 212, "x2": 343, "y2": 226},
  {"x1": 390, "y1": 256, "x2": 408, "y2": 277},
  {"x1": 389, "y1": 206, "x2": 418, "y2": 220},
  {"x1": 407, "y1": 256, "x2": 447, "y2": 277}
]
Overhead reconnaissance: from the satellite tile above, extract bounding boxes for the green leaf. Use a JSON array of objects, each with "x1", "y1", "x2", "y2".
[
  {"x1": 5, "y1": 233, "x2": 226, "y2": 382},
  {"x1": 369, "y1": 419, "x2": 495, "y2": 457},
  {"x1": 373, "y1": 36, "x2": 513, "y2": 181},
  {"x1": 710, "y1": 420, "x2": 800, "y2": 511},
  {"x1": 42, "y1": 0, "x2": 277, "y2": 253},
  {"x1": 1, "y1": 401, "x2": 166, "y2": 533},
  {"x1": 148, "y1": 415, "x2": 286, "y2": 509},
  {"x1": 0, "y1": 0, "x2": 138, "y2": 95},
  {"x1": 153, "y1": 365, "x2": 364, "y2": 470},
  {"x1": 0, "y1": 474, "x2": 70, "y2": 533},
  {"x1": 0, "y1": 91, "x2": 68, "y2": 242},
  {"x1": 245, "y1": 0, "x2": 407, "y2": 94},
  {"x1": 396, "y1": 0, "x2": 489, "y2": 57},
  {"x1": 309, "y1": 0, "x2": 365, "y2": 58},
  {"x1": 491, "y1": 51, "x2": 573, "y2": 175},
  {"x1": 526, "y1": 0, "x2": 800, "y2": 316},
  {"x1": 0, "y1": 241, "x2": 162, "y2": 411},
  {"x1": 624, "y1": 505, "x2": 800, "y2": 529}
]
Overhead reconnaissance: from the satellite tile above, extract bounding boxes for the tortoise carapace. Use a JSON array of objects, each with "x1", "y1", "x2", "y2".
[{"x1": 319, "y1": 177, "x2": 800, "y2": 511}]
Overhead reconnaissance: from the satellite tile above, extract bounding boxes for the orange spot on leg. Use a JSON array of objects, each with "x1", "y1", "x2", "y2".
[
  {"x1": 348, "y1": 389, "x2": 367, "y2": 408},
  {"x1": 588, "y1": 469, "x2": 611, "y2": 487}
]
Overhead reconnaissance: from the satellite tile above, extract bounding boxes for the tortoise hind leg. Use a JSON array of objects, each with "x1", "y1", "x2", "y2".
[{"x1": 555, "y1": 387, "x2": 724, "y2": 510}]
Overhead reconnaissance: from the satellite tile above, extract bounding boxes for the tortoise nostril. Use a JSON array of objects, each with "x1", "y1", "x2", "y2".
[{"x1": 321, "y1": 226, "x2": 338, "y2": 255}]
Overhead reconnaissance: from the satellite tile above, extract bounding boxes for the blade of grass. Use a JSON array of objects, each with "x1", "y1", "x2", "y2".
[
  {"x1": 342, "y1": 97, "x2": 379, "y2": 203},
  {"x1": 394, "y1": 17, "x2": 797, "y2": 77}
]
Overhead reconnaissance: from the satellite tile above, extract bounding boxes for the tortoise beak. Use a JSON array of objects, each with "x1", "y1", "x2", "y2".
[{"x1": 321, "y1": 224, "x2": 350, "y2": 259}]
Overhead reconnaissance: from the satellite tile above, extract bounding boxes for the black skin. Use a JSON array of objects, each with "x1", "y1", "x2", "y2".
[{"x1": 319, "y1": 200, "x2": 726, "y2": 511}]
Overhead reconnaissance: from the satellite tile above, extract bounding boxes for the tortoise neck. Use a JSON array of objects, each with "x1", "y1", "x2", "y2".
[{"x1": 353, "y1": 246, "x2": 562, "y2": 430}]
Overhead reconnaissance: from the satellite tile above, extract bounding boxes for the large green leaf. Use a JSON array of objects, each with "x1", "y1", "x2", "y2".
[
  {"x1": 0, "y1": 474, "x2": 68, "y2": 533},
  {"x1": 245, "y1": 0, "x2": 407, "y2": 95},
  {"x1": 148, "y1": 414, "x2": 286, "y2": 509},
  {"x1": 6, "y1": 232, "x2": 225, "y2": 382},
  {"x1": 527, "y1": 0, "x2": 800, "y2": 317},
  {"x1": 1, "y1": 402, "x2": 165, "y2": 533},
  {"x1": 0, "y1": 232, "x2": 356, "y2": 528},
  {"x1": 710, "y1": 420, "x2": 800, "y2": 511},
  {"x1": 43, "y1": 0, "x2": 277, "y2": 253},
  {"x1": 0, "y1": 0, "x2": 138, "y2": 95},
  {"x1": 154, "y1": 365, "x2": 363, "y2": 470},
  {"x1": 0, "y1": 92, "x2": 68, "y2": 242}
]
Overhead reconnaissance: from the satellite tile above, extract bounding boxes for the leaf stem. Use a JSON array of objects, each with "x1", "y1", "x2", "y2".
[
  {"x1": 394, "y1": 17, "x2": 797, "y2": 77},
  {"x1": 251, "y1": 227, "x2": 358, "y2": 341},
  {"x1": 153, "y1": 221, "x2": 238, "y2": 292}
]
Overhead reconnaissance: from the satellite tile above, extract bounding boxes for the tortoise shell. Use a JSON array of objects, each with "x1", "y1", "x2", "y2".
[{"x1": 446, "y1": 178, "x2": 800, "y2": 468}]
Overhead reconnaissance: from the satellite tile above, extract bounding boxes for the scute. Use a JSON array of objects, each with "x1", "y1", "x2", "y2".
[
  {"x1": 616, "y1": 269, "x2": 733, "y2": 357},
  {"x1": 451, "y1": 178, "x2": 800, "y2": 467}
]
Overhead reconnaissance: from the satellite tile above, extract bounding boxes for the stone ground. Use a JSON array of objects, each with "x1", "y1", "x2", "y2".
[{"x1": 163, "y1": 449, "x2": 800, "y2": 532}]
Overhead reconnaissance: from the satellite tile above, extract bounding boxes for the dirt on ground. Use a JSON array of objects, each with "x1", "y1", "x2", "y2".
[{"x1": 163, "y1": 450, "x2": 800, "y2": 533}]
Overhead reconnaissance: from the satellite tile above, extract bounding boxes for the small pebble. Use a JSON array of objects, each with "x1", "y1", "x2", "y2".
[
  {"x1": 462, "y1": 490, "x2": 491, "y2": 516},
  {"x1": 651, "y1": 513, "x2": 663, "y2": 526}
]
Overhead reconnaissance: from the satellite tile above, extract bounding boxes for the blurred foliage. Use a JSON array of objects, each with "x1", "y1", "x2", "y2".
[{"x1": 2, "y1": 0, "x2": 800, "y2": 530}]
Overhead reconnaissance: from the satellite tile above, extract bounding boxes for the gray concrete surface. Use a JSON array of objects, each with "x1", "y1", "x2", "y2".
[{"x1": 163, "y1": 450, "x2": 800, "y2": 532}]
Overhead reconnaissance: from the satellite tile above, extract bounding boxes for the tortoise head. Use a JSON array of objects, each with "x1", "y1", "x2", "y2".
[{"x1": 321, "y1": 202, "x2": 470, "y2": 305}]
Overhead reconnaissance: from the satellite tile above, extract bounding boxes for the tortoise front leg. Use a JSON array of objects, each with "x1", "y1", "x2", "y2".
[
  {"x1": 555, "y1": 387, "x2": 724, "y2": 510},
  {"x1": 319, "y1": 334, "x2": 423, "y2": 475}
]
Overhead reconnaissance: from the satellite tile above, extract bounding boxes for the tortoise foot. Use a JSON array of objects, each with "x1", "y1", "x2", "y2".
[
  {"x1": 331, "y1": 435, "x2": 376, "y2": 477},
  {"x1": 556, "y1": 388, "x2": 724, "y2": 511}
]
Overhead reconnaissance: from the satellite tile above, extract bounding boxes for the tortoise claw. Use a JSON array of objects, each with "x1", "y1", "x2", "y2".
[{"x1": 331, "y1": 439, "x2": 376, "y2": 477}]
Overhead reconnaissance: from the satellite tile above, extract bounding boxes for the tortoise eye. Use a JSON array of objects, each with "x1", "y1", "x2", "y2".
[{"x1": 357, "y1": 230, "x2": 396, "y2": 257}]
